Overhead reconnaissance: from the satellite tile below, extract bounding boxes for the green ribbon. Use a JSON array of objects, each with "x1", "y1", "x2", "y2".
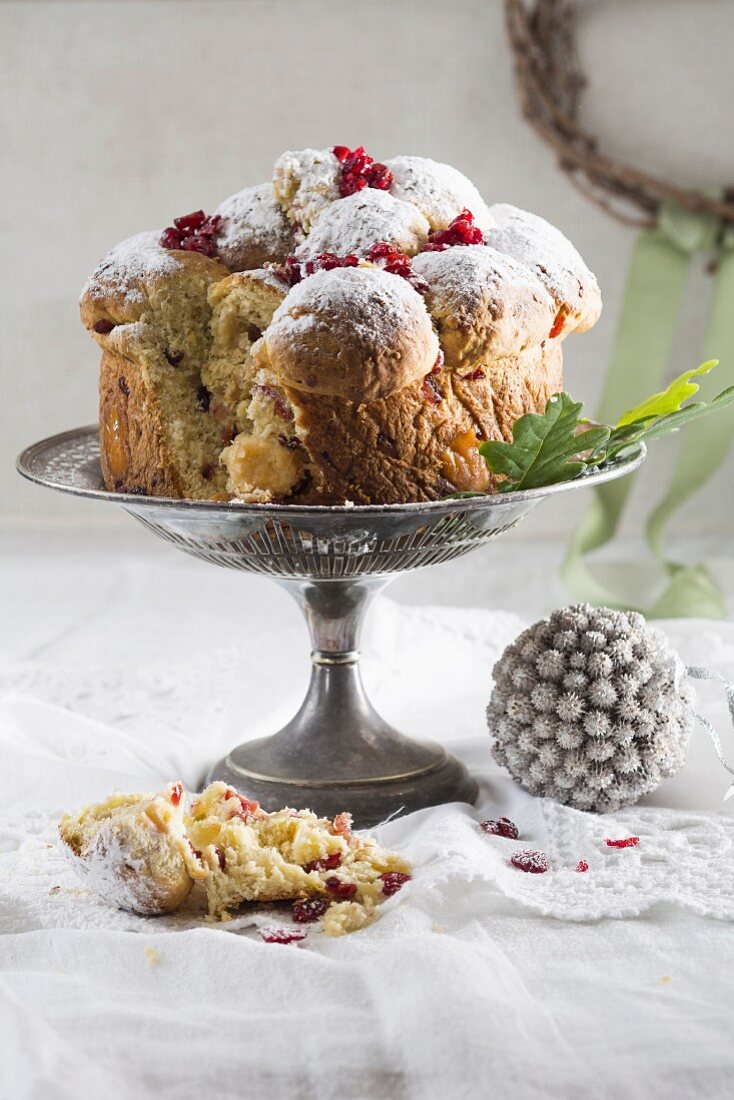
[{"x1": 562, "y1": 202, "x2": 731, "y2": 617}]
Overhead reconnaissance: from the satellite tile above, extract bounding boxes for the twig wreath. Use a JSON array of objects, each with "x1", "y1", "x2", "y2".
[{"x1": 504, "y1": 0, "x2": 734, "y2": 228}]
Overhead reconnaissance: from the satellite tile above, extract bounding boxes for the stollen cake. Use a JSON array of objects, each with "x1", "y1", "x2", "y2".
[
  {"x1": 80, "y1": 145, "x2": 601, "y2": 504},
  {"x1": 59, "y1": 782, "x2": 412, "y2": 936}
]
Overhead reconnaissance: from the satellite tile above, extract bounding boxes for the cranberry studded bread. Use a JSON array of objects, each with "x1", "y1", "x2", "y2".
[
  {"x1": 59, "y1": 782, "x2": 412, "y2": 936},
  {"x1": 80, "y1": 145, "x2": 601, "y2": 503}
]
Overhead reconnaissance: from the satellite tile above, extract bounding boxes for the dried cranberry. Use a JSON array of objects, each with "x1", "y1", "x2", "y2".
[
  {"x1": 332, "y1": 145, "x2": 393, "y2": 198},
  {"x1": 174, "y1": 210, "x2": 207, "y2": 232},
  {"x1": 325, "y1": 877, "x2": 357, "y2": 900},
  {"x1": 511, "y1": 849, "x2": 549, "y2": 874},
  {"x1": 304, "y1": 252, "x2": 360, "y2": 275},
  {"x1": 279, "y1": 255, "x2": 304, "y2": 286},
  {"x1": 576, "y1": 860, "x2": 589, "y2": 872},
  {"x1": 159, "y1": 211, "x2": 221, "y2": 258},
  {"x1": 164, "y1": 348, "x2": 184, "y2": 366},
  {"x1": 252, "y1": 383, "x2": 294, "y2": 422},
  {"x1": 215, "y1": 848, "x2": 226, "y2": 871},
  {"x1": 181, "y1": 235, "x2": 216, "y2": 257},
  {"x1": 366, "y1": 241, "x2": 426, "y2": 292},
  {"x1": 480, "y1": 817, "x2": 519, "y2": 840},
  {"x1": 421, "y1": 373, "x2": 443, "y2": 404},
  {"x1": 364, "y1": 162, "x2": 392, "y2": 190},
  {"x1": 158, "y1": 228, "x2": 182, "y2": 250},
  {"x1": 246, "y1": 324, "x2": 262, "y2": 343},
  {"x1": 278, "y1": 434, "x2": 301, "y2": 450},
  {"x1": 292, "y1": 897, "x2": 330, "y2": 924},
  {"x1": 259, "y1": 927, "x2": 307, "y2": 945},
  {"x1": 118, "y1": 377, "x2": 130, "y2": 396},
  {"x1": 549, "y1": 309, "x2": 568, "y2": 339},
  {"x1": 169, "y1": 782, "x2": 183, "y2": 807},
  {"x1": 380, "y1": 872, "x2": 412, "y2": 897},
  {"x1": 188, "y1": 841, "x2": 203, "y2": 860},
  {"x1": 223, "y1": 789, "x2": 260, "y2": 818},
  {"x1": 605, "y1": 837, "x2": 639, "y2": 849},
  {"x1": 304, "y1": 852, "x2": 342, "y2": 873},
  {"x1": 463, "y1": 367, "x2": 486, "y2": 381},
  {"x1": 196, "y1": 385, "x2": 211, "y2": 412},
  {"x1": 422, "y1": 208, "x2": 485, "y2": 252},
  {"x1": 93, "y1": 319, "x2": 116, "y2": 334}
]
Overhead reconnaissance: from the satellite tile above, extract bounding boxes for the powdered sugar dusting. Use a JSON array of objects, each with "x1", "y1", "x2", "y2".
[
  {"x1": 296, "y1": 190, "x2": 430, "y2": 260},
  {"x1": 215, "y1": 183, "x2": 295, "y2": 271},
  {"x1": 273, "y1": 148, "x2": 341, "y2": 231},
  {"x1": 81, "y1": 231, "x2": 182, "y2": 305},
  {"x1": 488, "y1": 204, "x2": 602, "y2": 331},
  {"x1": 413, "y1": 244, "x2": 555, "y2": 355},
  {"x1": 270, "y1": 264, "x2": 434, "y2": 350},
  {"x1": 387, "y1": 155, "x2": 494, "y2": 235},
  {"x1": 61, "y1": 818, "x2": 188, "y2": 916}
]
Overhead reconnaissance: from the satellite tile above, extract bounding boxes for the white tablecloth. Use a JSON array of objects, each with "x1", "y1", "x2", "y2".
[{"x1": 1, "y1": 533, "x2": 733, "y2": 1099}]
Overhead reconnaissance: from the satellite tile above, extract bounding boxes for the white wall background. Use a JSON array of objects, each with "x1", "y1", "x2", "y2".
[{"x1": 3, "y1": 0, "x2": 734, "y2": 540}]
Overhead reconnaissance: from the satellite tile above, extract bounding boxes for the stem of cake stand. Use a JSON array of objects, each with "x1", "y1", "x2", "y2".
[{"x1": 206, "y1": 574, "x2": 478, "y2": 827}]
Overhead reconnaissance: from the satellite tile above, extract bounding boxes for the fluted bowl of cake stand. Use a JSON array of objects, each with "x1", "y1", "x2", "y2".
[{"x1": 17, "y1": 426, "x2": 644, "y2": 826}]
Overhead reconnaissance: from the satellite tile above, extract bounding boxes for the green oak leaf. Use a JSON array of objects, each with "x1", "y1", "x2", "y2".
[{"x1": 479, "y1": 392, "x2": 611, "y2": 493}]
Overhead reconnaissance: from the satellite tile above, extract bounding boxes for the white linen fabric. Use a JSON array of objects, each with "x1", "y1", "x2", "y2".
[{"x1": 1, "y1": 545, "x2": 733, "y2": 1099}]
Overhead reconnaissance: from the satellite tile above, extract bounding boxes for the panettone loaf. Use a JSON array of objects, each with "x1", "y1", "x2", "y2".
[{"x1": 80, "y1": 145, "x2": 602, "y2": 505}]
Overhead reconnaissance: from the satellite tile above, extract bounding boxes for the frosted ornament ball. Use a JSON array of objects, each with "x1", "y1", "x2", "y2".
[{"x1": 488, "y1": 604, "x2": 696, "y2": 813}]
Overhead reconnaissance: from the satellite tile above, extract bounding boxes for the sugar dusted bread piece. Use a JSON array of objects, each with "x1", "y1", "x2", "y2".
[
  {"x1": 488, "y1": 203, "x2": 602, "y2": 335},
  {"x1": 187, "y1": 783, "x2": 412, "y2": 935},
  {"x1": 59, "y1": 784, "x2": 196, "y2": 916},
  {"x1": 412, "y1": 244, "x2": 557, "y2": 369},
  {"x1": 214, "y1": 183, "x2": 296, "y2": 271},
  {"x1": 386, "y1": 154, "x2": 494, "y2": 234},
  {"x1": 59, "y1": 782, "x2": 412, "y2": 936},
  {"x1": 296, "y1": 190, "x2": 430, "y2": 260},
  {"x1": 273, "y1": 147, "x2": 342, "y2": 231},
  {"x1": 81, "y1": 233, "x2": 230, "y2": 498},
  {"x1": 263, "y1": 266, "x2": 439, "y2": 403}
]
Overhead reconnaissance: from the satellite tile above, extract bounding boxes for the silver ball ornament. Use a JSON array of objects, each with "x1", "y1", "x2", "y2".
[{"x1": 488, "y1": 604, "x2": 695, "y2": 813}]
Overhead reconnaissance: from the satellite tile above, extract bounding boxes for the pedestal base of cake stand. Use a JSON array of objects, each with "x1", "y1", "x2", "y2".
[{"x1": 206, "y1": 576, "x2": 478, "y2": 827}]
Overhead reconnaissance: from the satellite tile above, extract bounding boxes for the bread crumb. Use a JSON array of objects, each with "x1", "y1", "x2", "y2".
[
  {"x1": 432, "y1": 923, "x2": 446, "y2": 934},
  {"x1": 144, "y1": 946, "x2": 160, "y2": 967},
  {"x1": 661, "y1": 975, "x2": 672, "y2": 984},
  {"x1": 49, "y1": 885, "x2": 62, "y2": 896}
]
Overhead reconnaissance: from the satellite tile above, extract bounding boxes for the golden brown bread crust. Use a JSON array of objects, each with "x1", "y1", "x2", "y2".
[
  {"x1": 284, "y1": 343, "x2": 563, "y2": 504},
  {"x1": 98, "y1": 348, "x2": 184, "y2": 496}
]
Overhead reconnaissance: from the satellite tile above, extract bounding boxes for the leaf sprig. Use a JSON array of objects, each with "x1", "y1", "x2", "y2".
[{"x1": 477, "y1": 360, "x2": 734, "y2": 493}]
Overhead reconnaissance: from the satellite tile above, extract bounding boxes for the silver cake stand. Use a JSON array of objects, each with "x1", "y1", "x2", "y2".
[{"x1": 18, "y1": 426, "x2": 644, "y2": 826}]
